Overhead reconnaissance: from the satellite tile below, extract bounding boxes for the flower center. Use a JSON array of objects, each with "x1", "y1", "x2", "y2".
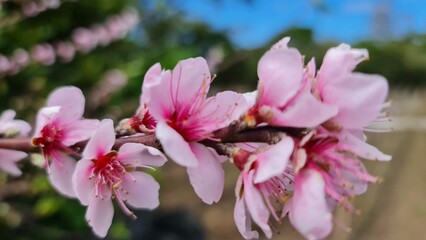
[
  {"x1": 32, "y1": 123, "x2": 64, "y2": 158},
  {"x1": 92, "y1": 151, "x2": 125, "y2": 191}
]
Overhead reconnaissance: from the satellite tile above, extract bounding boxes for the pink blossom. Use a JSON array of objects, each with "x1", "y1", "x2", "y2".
[
  {"x1": 31, "y1": 43, "x2": 56, "y2": 65},
  {"x1": 283, "y1": 129, "x2": 381, "y2": 239},
  {"x1": 145, "y1": 57, "x2": 247, "y2": 204},
  {"x1": 233, "y1": 138, "x2": 294, "y2": 239},
  {"x1": 13, "y1": 49, "x2": 30, "y2": 67},
  {"x1": 72, "y1": 28, "x2": 97, "y2": 53},
  {"x1": 32, "y1": 86, "x2": 99, "y2": 197},
  {"x1": 73, "y1": 119, "x2": 166, "y2": 238},
  {"x1": 0, "y1": 110, "x2": 31, "y2": 137},
  {"x1": 246, "y1": 37, "x2": 337, "y2": 128},
  {"x1": 285, "y1": 169, "x2": 333, "y2": 240},
  {"x1": 0, "y1": 110, "x2": 31, "y2": 176},
  {"x1": 315, "y1": 44, "x2": 391, "y2": 161},
  {"x1": 55, "y1": 41, "x2": 75, "y2": 62},
  {"x1": 0, "y1": 55, "x2": 11, "y2": 74}
]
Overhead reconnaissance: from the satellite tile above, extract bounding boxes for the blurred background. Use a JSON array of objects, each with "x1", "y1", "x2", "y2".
[{"x1": 0, "y1": 0, "x2": 425, "y2": 239}]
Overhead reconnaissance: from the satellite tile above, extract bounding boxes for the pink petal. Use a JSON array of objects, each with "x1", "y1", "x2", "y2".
[
  {"x1": 145, "y1": 69, "x2": 174, "y2": 121},
  {"x1": 269, "y1": 91, "x2": 337, "y2": 128},
  {"x1": 254, "y1": 137, "x2": 294, "y2": 183},
  {"x1": 318, "y1": 44, "x2": 368, "y2": 89},
  {"x1": 73, "y1": 158, "x2": 95, "y2": 205},
  {"x1": 198, "y1": 91, "x2": 248, "y2": 131},
  {"x1": 289, "y1": 169, "x2": 332, "y2": 240},
  {"x1": 234, "y1": 197, "x2": 260, "y2": 239},
  {"x1": 187, "y1": 142, "x2": 224, "y2": 204},
  {"x1": 257, "y1": 49, "x2": 304, "y2": 107},
  {"x1": 0, "y1": 149, "x2": 27, "y2": 176},
  {"x1": 86, "y1": 192, "x2": 114, "y2": 238},
  {"x1": 62, "y1": 119, "x2": 100, "y2": 146},
  {"x1": 49, "y1": 152, "x2": 77, "y2": 198},
  {"x1": 243, "y1": 171, "x2": 272, "y2": 238},
  {"x1": 322, "y1": 73, "x2": 388, "y2": 129},
  {"x1": 33, "y1": 106, "x2": 61, "y2": 137},
  {"x1": 171, "y1": 57, "x2": 211, "y2": 115},
  {"x1": 339, "y1": 131, "x2": 391, "y2": 161},
  {"x1": 270, "y1": 36, "x2": 290, "y2": 51},
  {"x1": 46, "y1": 86, "x2": 85, "y2": 125},
  {"x1": 0, "y1": 110, "x2": 31, "y2": 137},
  {"x1": 121, "y1": 172, "x2": 160, "y2": 209},
  {"x1": 243, "y1": 90, "x2": 258, "y2": 109},
  {"x1": 83, "y1": 119, "x2": 115, "y2": 160},
  {"x1": 117, "y1": 143, "x2": 167, "y2": 167},
  {"x1": 140, "y1": 63, "x2": 163, "y2": 104},
  {"x1": 156, "y1": 121, "x2": 197, "y2": 167},
  {"x1": 0, "y1": 109, "x2": 16, "y2": 122}
]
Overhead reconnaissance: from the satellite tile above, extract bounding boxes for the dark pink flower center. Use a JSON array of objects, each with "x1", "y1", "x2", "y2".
[
  {"x1": 32, "y1": 123, "x2": 64, "y2": 158},
  {"x1": 90, "y1": 151, "x2": 136, "y2": 219}
]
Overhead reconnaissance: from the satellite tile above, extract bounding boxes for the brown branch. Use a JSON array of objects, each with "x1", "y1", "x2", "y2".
[
  {"x1": 0, "y1": 126, "x2": 303, "y2": 157},
  {"x1": 0, "y1": 138, "x2": 36, "y2": 152},
  {"x1": 0, "y1": 134, "x2": 161, "y2": 153}
]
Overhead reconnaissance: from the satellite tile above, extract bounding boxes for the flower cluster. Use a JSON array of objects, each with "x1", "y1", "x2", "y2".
[
  {"x1": 0, "y1": 36, "x2": 390, "y2": 239},
  {"x1": 0, "y1": 8, "x2": 139, "y2": 77}
]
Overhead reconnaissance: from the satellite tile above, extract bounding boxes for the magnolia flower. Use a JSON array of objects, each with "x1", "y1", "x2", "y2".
[
  {"x1": 0, "y1": 110, "x2": 31, "y2": 176},
  {"x1": 145, "y1": 57, "x2": 247, "y2": 204},
  {"x1": 315, "y1": 44, "x2": 391, "y2": 161},
  {"x1": 246, "y1": 37, "x2": 337, "y2": 128},
  {"x1": 32, "y1": 86, "x2": 99, "y2": 197},
  {"x1": 232, "y1": 138, "x2": 294, "y2": 239},
  {"x1": 73, "y1": 119, "x2": 166, "y2": 238}
]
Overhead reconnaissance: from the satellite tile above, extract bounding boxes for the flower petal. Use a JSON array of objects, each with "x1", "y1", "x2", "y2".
[
  {"x1": 82, "y1": 119, "x2": 114, "y2": 160},
  {"x1": 197, "y1": 91, "x2": 248, "y2": 132},
  {"x1": 0, "y1": 149, "x2": 27, "y2": 176},
  {"x1": 73, "y1": 158, "x2": 95, "y2": 205},
  {"x1": 269, "y1": 91, "x2": 337, "y2": 128},
  {"x1": 156, "y1": 121, "x2": 198, "y2": 167},
  {"x1": 49, "y1": 152, "x2": 77, "y2": 198},
  {"x1": 86, "y1": 192, "x2": 114, "y2": 238},
  {"x1": 171, "y1": 57, "x2": 211, "y2": 114},
  {"x1": 257, "y1": 48, "x2": 304, "y2": 107},
  {"x1": 234, "y1": 197, "x2": 260, "y2": 239},
  {"x1": 254, "y1": 137, "x2": 294, "y2": 183},
  {"x1": 33, "y1": 106, "x2": 61, "y2": 138},
  {"x1": 62, "y1": 119, "x2": 100, "y2": 146},
  {"x1": 121, "y1": 172, "x2": 160, "y2": 209},
  {"x1": 118, "y1": 143, "x2": 167, "y2": 167},
  {"x1": 290, "y1": 169, "x2": 333, "y2": 240},
  {"x1": 140, "y1": 63, "x2": 163, "y2": 104},
  {"x1": 318, "y1": 44, "x2": 368, "y2": 88},
  {"x1": 339, "y1": 130, "x2": 391, "y2": 161},
  {"x1": 145, "y1": 69, "x2": 174, "y2": 121},
  {"x1": 243, "y1": 171, "x2": 272, "y2": 238},
  {"x1": 187, "y1": 142, "x2": 224, "y2": 204},
  {"x1": 46, "y1": 86, "x2": 85, "y2": 125},
  {"x1": 322, "y1": 73, "x2": 389, "y2": 129}
]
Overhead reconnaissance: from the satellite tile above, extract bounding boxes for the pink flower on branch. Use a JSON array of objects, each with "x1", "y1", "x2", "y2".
[
  {"x1": 0, "y1": 109, "x2": 31, "y2": 176},
  {"x1": 73, "y1": 119, "x2": 166, "y2": 238},
  {"x1": 32, "y1": 86, "x2": 99, "y2": 197},
  {"x1": 145, "y1": 57, "x2": 247, "y2": 204},
  {"x1": 232, "y1": 138, "x2": 294, "y2": 239},
  {"x1": 246, "y1": 37, "x2": 337, "y2": 128},
  {"x1": 283, "y1": 129, "x2": 382, "y2": 239},
  {"x1": 315, "y1": 44, "x2": 391, "y2": 161}
]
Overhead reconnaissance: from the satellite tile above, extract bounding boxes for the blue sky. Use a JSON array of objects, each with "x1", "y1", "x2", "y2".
[{"x1": 176, "y1": 0, "x2": 426, "y2": 48}]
